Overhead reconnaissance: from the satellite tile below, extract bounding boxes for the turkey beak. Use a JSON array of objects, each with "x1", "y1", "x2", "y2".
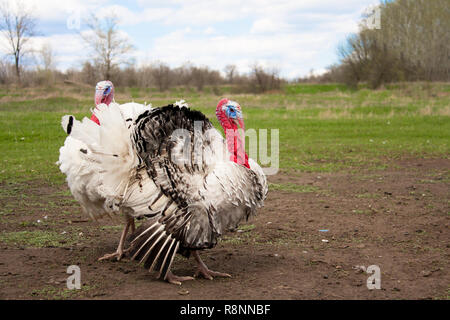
[
  {"x1": 232, "y1": 117, "x2": 244, "y2": 131},
  {"x1": 237, "y1": 118, "x2": 244, "y2": 131},
  {"x1": 95, "y1": 89, "x2": 105, "y2": 105},
  {"x1": 232, "y1": 118, "x2": 243, "y2": 131}
]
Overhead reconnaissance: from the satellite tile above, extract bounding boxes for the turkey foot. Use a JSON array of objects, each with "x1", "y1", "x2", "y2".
[
  {"x1": 98, "y1": 248, "x2": 129, "y2": 261},
  {"x1": 164, "y1": 271, "x2": 194, "y2": 285},
  {"x1": 193, "y1": 250, "x2": 232, "y2": 280},
  {"x1": 98, "y1": 217, "x2": 134, "y2": 261}
]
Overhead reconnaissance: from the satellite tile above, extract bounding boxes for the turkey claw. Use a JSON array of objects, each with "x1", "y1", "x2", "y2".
[
  {"x1": 165, "y1": 271, "x2": 194, "y2": 285},
  {"x1": 195, "y1": 267, "x2": 232, "y2": 280},
  {"x1": 98, "y1": 248, "x2": 129, "y2": 261}
]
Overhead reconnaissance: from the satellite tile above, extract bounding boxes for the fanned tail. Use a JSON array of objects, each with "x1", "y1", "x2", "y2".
[{"x1": 58, "y1": 103, "x2": 143, "y2": 219}]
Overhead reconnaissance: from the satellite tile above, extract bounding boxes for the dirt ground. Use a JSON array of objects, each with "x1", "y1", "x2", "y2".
[{"x1": 0, "y1": 158, "x2": 448, "y2": 300}]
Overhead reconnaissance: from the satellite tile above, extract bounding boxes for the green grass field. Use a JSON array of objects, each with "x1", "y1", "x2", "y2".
[{"x1": 0, "y1": 82, "x2": 449, "y2": 185}]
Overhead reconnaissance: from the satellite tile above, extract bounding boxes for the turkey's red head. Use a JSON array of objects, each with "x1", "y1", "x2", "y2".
[
  {"x1": 216, "y1": 98, "x2": 244, "y2": 131},
  {"x1": 94, "y1": 80, "x2": 114, "y2": 106},
  {"x1": 216, "y1": 98, "x2": 249, "y2": 168}
]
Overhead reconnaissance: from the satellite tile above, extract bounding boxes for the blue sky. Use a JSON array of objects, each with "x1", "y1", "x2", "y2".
[{"x1": 1, "y1": 0, "x2": 381, "y2": 79}]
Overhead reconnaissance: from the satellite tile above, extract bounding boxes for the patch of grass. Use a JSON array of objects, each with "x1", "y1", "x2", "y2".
[
  {"x1": 351, "y1": 209, "x2": 372, "y2": 215},
  {"x1": 18, "y1": 221, "x2": 40, "y2": 227},
  {"x1": 269, "y1": 182, "x2": 320, "y2": 193},
  {"x1": 237, "y1": 224, "x2": 256, "y2": 232},
  {"x1": 129, "y1": 87, "x2": 141, "y2": 99},
  {"x1": 30, "y1": 284, "x2": 97, "y2": 299},
  {"x1": 221, "y1": 225, "x2": 261, "y2": 245},
  {"x1": 53, "y1": 189, "x2": 73, "y2": 197},
  {"x1": 355, "y1": 192, "x2": 379, "y2": 199},
  {"x1": 433, "y1": 287, "x2": 450, "y2": 300},
  {"x1": 0, "y1": 207, "x2": 14, "y2": 216},
  {"x1": 99, "y1": 225, "x2": 123, "y2": 232},
  {"x1": 0, "y1": 97, "x2": 90, "y2": 113},
  {"x1": 220, "y1": 235, "x2": 245, "y2": 245},
  {"x1": 0, "y1": 230, "x2": 78, "y2": 248},
  {"x1": 284, "y1": 83, "x2": 351, "y2": 94}
]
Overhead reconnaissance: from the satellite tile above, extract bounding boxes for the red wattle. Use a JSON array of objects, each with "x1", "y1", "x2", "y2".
[
  {"x1": 216, "y1": 98, "x2": 250, "y2": 169},
  {"x1": 223, "y1": 121, "x2": 250, "y2": 169},
  {"x1": 91, "y1": 113, "x2": 100, "y2": 125}
]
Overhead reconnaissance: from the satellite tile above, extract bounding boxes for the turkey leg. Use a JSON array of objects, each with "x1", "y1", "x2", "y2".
[
  {"x1": 98, "y1": 216, "x2": 135, "y2": 261},
  {"x1": 193, "y1": 250, "x2": 232, "y2": 280}
]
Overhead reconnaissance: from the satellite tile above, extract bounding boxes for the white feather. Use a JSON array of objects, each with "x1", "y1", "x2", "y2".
[{"x1": 58, "y1": 102, "x2": 153, "y2": 221}]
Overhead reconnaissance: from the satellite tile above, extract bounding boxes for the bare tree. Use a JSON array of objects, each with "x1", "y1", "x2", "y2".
[
  {"x1": 0, "y1": 0, "x2": 37, "y2": 84},
  {"x1": 191, "y1": 66, "x2": 207, "y2": 91},
  {"x1": 37, "y1": 42, "x2": 55, "y2": 71},
  {"x1": 175, "y1": 62, "x2": 194, "y2": 87},
  {"x1": 250, "y1": 63, "x2": 281, "y2": 92},
  {"x1": 151, "y1": 62, "x2": 171, "y2": 91},
  {"x1": 82, "y1": 13, "x2": 133, "y2": 80},
  {"x1": 80, "y1": 61, "x2": 98, "y2": 85},
  {"x1": 224, "y1": 64, "x2": 237, "y2": 84}
]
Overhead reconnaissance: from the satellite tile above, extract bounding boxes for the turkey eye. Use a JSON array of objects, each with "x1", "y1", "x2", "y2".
[{"x1": 104, "y1": 87, "x2": 110, "y2": 94}]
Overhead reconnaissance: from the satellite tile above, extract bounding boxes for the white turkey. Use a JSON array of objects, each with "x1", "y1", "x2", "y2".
[{"x1": 58, "y1": 80, "x2": 152, "y2": 260}]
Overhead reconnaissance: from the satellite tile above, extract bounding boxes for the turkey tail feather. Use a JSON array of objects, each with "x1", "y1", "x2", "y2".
[
  {"x1": 160, "y1": 241, "x2": 180, "y2": 280},
  {"x1": 128, "y1": 221, "x2": 180, "y2": 280},
  {"x1": 61, "y1": 115, "x2": 74, "y2": 134},
  {"x1": 131, "y1": 224, "x2": 164, "y2": 260}
]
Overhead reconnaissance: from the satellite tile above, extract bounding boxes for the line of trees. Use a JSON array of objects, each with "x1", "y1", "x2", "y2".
[
  {"x1": 0, "y1": 56, "x2": 283, "y2": 93},
  {"x1": 318, "y1": 0, "x2": 449, "y2": 88},
  {"x1": 65, "y1": 61, "x2": 282, "y2": 93}
]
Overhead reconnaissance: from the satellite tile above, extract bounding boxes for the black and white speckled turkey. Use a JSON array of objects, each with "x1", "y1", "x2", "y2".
[{"x1": 127, "y1": 98, "x2": 267, "y2": 284}]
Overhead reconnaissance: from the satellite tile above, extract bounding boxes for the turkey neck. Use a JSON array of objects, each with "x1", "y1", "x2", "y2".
[{"x1": 221, "y1": 120, "x2": 250, "y2": 169}]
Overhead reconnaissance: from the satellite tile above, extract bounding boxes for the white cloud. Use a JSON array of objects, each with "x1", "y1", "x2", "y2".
[
  {"x1": 204, "y1": 27, "x2": 216, "y2": 35},
  {"x1": 250, "y1": 19, "x2": 292, "y2": 34},
  {"x1": 141, "y1": 28, "x2": 332, "y2": 78},
  {"x1": 96, "y1": 5, "x2": 175, "y2": 26},
  {"x1": 1, "y1": 0, "x2": 107, "y2": 22},
  {"x1": 0, "y1": 33, "x2": 87, "y2": 70},
  {"x1": 310, "y1": 68, "x2": 328, "y2": 77},
  {"x1": 95, "y1": 5, "x2": 139, "y2": 25},
  {"x1": 131, "y1": 0, "x2": 374, "y2": 77}
]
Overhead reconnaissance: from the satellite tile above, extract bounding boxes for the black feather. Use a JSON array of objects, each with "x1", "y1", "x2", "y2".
[{"x1": 67, "y1": 116, "x2": 73, "y2": 135}]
